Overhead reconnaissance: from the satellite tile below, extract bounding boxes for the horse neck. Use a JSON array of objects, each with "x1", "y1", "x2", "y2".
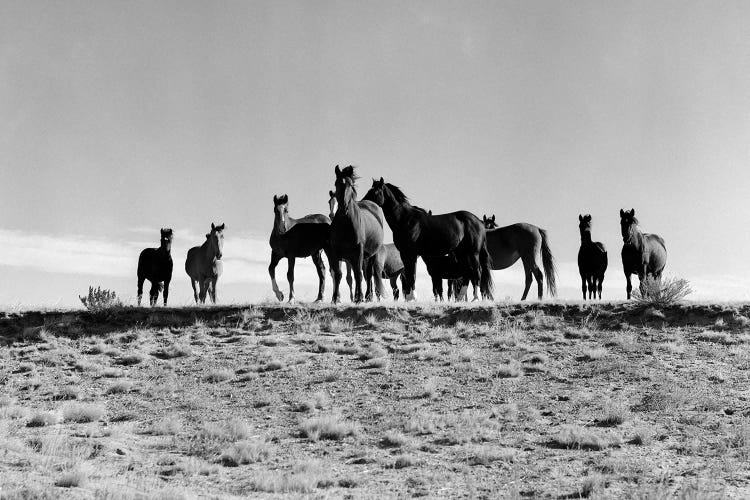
[
  {"x1": 336, "y1": 188, "x2": 359, "y2": 221},
  {"x1": 273, "y1": 212, "x2": 298, "y2": 235},
  {"x1": 159, "y1": 242, "x2": 171, "y2": 255},
  {"x1": 580, "y1": 231, "x2": 592, "y2": 245},
  {"x1": 381, "y1": 192, "x2": 411, "y2": 229},
  {"x1": 202, "y1": 238, "x2": 218, "y2": 261},
  {"x1": 629, "y1": 225, "x2": 645, "y2": 250}
]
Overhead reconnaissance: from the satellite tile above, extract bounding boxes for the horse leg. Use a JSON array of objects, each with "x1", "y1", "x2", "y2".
[
  {"x1": 588, "y1": 276, "x2": 596, "y2": 300},
  {"x1": 268, "y1": 252, "x2": 284, "y2": 301},
  {"x1": 190, "y1": 279, "x2": 198, "y2": 304},
  {"x1": 149, "y1": 281, "x2": 160, "y2": 307},
  {"x1": 625, "y1": 272, "x2": 632, "y2": 300},
  {"x1": 345, "y1": 261, "x2": 354, "y2": 302},
  {"x1": 286, "y1": 256, "x2": 296, "y2": 303},
  {"x1": 372, "y1": 256, "x2": 386, "y2": 301},
  {"x1": 390, "y1": 276, "x2": 399, "y2": 301},
  {"x1": 431, "y1": 275, "x2": 442, "y2": 301},
  {"x1": 137, "y1": 276, "x2": 145, "y2": 306},
  {"x1": 312, "y1": 251, "x2": 326, "y2": 302},
  {"x1": 363, "y1": 257, "x2": 374, "y2": 302},
  {"x1": 352, "y1": 246, "x2": 364, "y2": 303},
  {"x1": 403, "y1": 255, "x2": 418, "y2": 301},
  {"x1": 533, "y1": 266, "x2": 544, "y2": 300},
  {"x1": 163, "y1": 279, "x2": 170, "y2": 306},
  {"x1": 580, "y1": 274, "x2": 587, "y2": 300},
  {"x1": 327, "y1": 251, "x2": 342, "y2": 304},
  {"x1": 521, "y1": 266, "x2": 533, "y2": 301},
  {"x1": 198, "y1": 280, "x2": 207, "y2": 304},
  {"x1": 597, "y1": 274, "x2": 604, "y2": 300},
  {"x1": 210, "y1": 277, "x2": 218, "y2": 304}
]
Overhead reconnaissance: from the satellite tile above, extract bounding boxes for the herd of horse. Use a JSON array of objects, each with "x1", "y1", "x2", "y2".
[{"x1": 136, "y1": 166, "x2": 667, "y2": 306}]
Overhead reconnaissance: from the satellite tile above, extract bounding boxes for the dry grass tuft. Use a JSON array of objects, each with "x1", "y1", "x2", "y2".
[
  {"x1": 52, "y1": 386, "x2": 79, "y2": 401},
  {"x1": 220, "y1": 440, "x2": 273, "y2": 466},
  {"x1": 633, "y1": 276, "x2": 692, "y2": 307},
  {"x1": 105, "y1": 380, "x2": 133, "y2": 394},
  {"x1": 582, "y1": 347, "x2": 608, "y2": 361},
  {"x1": 495, "y1": 361, "x2": 522, "y2": 378},
  {"x1": 146, "y1": 415, "x2": 182, "y2": 435},
  {"x1": 62, "y1": 403, "x2": 104, "y2": 423},
  {"x1": 299, "y1": 414, "x2": 358, "y2": 441},
  {"x1": 54, "y1": 468, "x2": 87, "y2": 488},
  {"x1": 550, "y1": 425, "x2": 622, "y2": 450},
  {"x1": 27, "y1": 411, "x2": 59, "y2": 428},
  {"x1": 154, "y1": 342, "x2": 192, "y2": 359},
  {"x1": 117, "y1": 352, "x2": 145, "y2": 366},
  {"x1": 465, "y1": 445, "x2": 516, "y2": 466}
]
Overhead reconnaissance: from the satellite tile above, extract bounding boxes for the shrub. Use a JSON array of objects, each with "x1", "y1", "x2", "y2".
[
  {"x1": 62, "y1": 403, "x2": 104, "y2": 423},
  {"x1": 632, "y1": 276, "x2": 692, "y2": 308},
  {"x1": 79, "y1": 286, "x2": 122, "y2": 311},
  {"x1": 219, "y1": 440, "x2": 273, "y2": 466},
  {"x1": 299, "y1": 414, "x2": 358, "y2": 441}
]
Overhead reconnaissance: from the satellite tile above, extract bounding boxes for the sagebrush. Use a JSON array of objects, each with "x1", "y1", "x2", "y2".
[
  {"x1": 79, "y1": 286, "x2": 122, "y2": 311},
  {"x1": 633, "y1": 276, "x2": 692, "y2": 307}
]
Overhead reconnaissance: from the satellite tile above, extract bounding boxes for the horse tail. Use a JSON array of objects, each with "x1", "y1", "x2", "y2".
[
  {"x1": 540, "y1": 229, "x2": 557, "y2": 297},
  {"x1": 479, "y1": 242, "x2": 494, "y2": 300}
]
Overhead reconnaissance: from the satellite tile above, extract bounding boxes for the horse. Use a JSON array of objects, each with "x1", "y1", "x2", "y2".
[
  {"x1": 364, "y1": 243, "x2": 407, "y2": 301},
  {"x1": 330, "y1": 190, "x2": 407, "y2": 301},
  {"x1": 620, "y1": 209, "x2": 667, "y2": 299},
  {"x1": 328, "y1": 166, "x2": 386, "y2": 303},
  {"x1": 363, "y1": 178, "x2": 493, "y2": 301},
  {"x1": 185, "y1": 223, "x2": 225, "y2": 304},
  {"x1": 269, "y1": 195, "x2": 330, "y2": 303},
  {"x1": 577, "y1": 214, "x2": 608, "y2": 300},
  {"x1": 482, "y1": 214, "x2": 557, "y2": 300},
  {"x1": 137, "y1": 228, "x2": 173, "y2": 306},
  {"x1": 422, "y1": 254, "x2": 469, "y2": 301}
]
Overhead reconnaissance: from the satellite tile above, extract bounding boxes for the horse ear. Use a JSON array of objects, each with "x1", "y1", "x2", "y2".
[
  {"x1": 329, "y1": 190, "x2": 334, "y2": 197},
  {"x1": 379, "y1": 177, "x2": 384, "y2": 184},
  {"x1": 491, "y1": 215, "x2": 496, "y2": 222},
  {"x1": 211, "y1": 222, "x2": 215, "y2": 231},
  {"x1": 483, "y1": 215, "x2": 487, "y2": 222},
  {"x1": 218, "y1": 223, "x2": 225, "y2": 231},
  {"x1": 273, "y1": 195, "x2": 279, "y2": 204},
  {"x1": 578, "y1": 214, "x2": 583, "y2": 222},
  {"x1": 630, "y1": 208, "x2": 635, "y2": 216},
  {"x1": 620, "y1": 209, "x2": 625, "y2": 218},
  {"x1": 282, "y1": 194, "x2": 288, "y2": 203},
  {"x1": 335, "y1": 165, "x2": 341, "y2": 177}
]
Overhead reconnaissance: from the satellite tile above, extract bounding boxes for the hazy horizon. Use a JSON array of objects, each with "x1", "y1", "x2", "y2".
[{"x1": 3, "y1": 1, "x2": 750, "y2": 308}]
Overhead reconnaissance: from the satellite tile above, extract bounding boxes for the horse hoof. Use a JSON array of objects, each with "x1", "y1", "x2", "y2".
[
  {"x1": 275, "y1": 292, "x2": 284, "y2": 301},
  {"x1": 288, "y1": 298, "x2": 295, "y2": 304}
]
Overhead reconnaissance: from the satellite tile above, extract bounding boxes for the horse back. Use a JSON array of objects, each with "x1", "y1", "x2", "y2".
[
  {"x1": 296, "y1": 214, "x2": 331, "y2": 225},
  {"x1": 383, "y1": 243, "x2": 404, "y2": 276},
  {"x1": 644, "y1": 233, "x2": 667, "y2": 273},
  {"x1": 185, "y1": 246, "x2": 202, "y2": 279},
  {"x1": 138, "y1": 248, "x2": 173, "y2": 282}
]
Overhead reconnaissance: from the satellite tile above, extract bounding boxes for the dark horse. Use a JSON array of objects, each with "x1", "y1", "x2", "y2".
[
  {"x1": 577, "y1": 214, "x2": 608, "y2": 300},
  {"x1": 620, "y1": 209, "x2": 667, "y2": 299},
  {"x1": 483, "y1": 215, "x2": 557, "y2": 300},
  {"x1": 137, "y1": 228, "x2": 173, "y2": 306},
  {"x1": 423, "y1": 254, "x2": 469, "y2": 301},
  {"x1": 364, "y1": 178, "x2": 493, "y2": 301},
  {"x1": 328, "y1": 166, "x2": 386, "y2": 303},
  {"x1": 269, "y1": 194, "x2": 330, "y2": 303},
  {"x1": 185, "y1": 223, "x2": 225, "y2": 304}
]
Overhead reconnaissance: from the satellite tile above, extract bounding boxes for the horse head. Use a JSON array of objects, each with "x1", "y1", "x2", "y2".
[
  {"x1": 363, "y1": 177, "x2": 386, "y2": 206},
  {"x1": 619, "y1": 209, "x2": 638, "y2": 244},
  {"x1": 207, "y1": 222, "x2": 225, "y2": 260},
  {"x1": 273, "y1": 194, "x2": 290, "y2": 234},
  {"x1": 333, "y1": 165, "x2": 358, "y2": 210},
  {"x1": 160, "y1": 228, "x2": 173, "y2": 252},
  {"x1": 482, "y1": 214, "x2": 498, "y2": 229},
  {"x1": 578, "y1": 214, "x2": 592, "y2": 233}
]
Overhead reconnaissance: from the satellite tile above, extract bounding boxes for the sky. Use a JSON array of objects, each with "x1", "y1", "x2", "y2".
[{"x1": 2, "y1": 0, "x2": 750, "y2": 308}]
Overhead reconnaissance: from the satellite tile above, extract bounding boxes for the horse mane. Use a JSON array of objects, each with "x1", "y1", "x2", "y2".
[
  {"x1": 413, "y1": 205, "x2": 429, "y2": 215},
  {"x1": 341, "y1": 165, "x2": 359, "y2": 182},
  {"x1": 385, "y1": 183, "x2": 409, "y2": 204}
]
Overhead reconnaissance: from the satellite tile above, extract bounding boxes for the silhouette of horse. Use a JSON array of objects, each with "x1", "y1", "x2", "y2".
[
  {"x1": 137, "y1": 228, "x2": 173, "y2": 306},
  {"x1": 482, "y1": 215, "x2": 557, "y2": 300},
  {"x1": 269, "y1": 194, "x2": 330, "y2": 303},
  {"x1": 185, "y1": 223, "x2": 225, "y2": 304},
  {"x1": 422, "y1": 254, "x2": 470, "y2": 301},
  {"x1": 577, "y1": 214, "x2": 608, "y2": 300},
  {"x1": 329, "y1": 191, "x2": 406, "y2": 302},
  {"x1": 364, "y1": 178, "x2": 493, "y2": 301},
  {"x1": 328, "y1": 166, "x2": 386, "y2": 303},
  {"x1": 620, "y1": 209, "x2": 667, "y2": 299}
]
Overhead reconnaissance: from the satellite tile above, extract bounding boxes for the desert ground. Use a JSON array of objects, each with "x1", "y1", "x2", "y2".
[{"x1": 1, "y1": 302, "x2": 750, "y2": 499}]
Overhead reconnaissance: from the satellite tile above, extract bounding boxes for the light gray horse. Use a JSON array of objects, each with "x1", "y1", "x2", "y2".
[
  {"x1": 483, "y1": 215, "x2": 557, "y2": 300},
  {"x1": 329, "y1": 191, "x2": 405, "y2": 300},
  {"x1": 328, "y1": 166, "x2": 386, "y2": 303},
  {"x1": 620, "y1": 209, "x2": 667, "y2": 299},
  {"x1": 185, "y1": 223, "x2": 225, "y2": 304}
]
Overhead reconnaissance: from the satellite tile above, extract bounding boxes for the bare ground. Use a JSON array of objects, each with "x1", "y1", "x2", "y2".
[{"x1": 1, "y1": 302, "x2": 750, "y2": 499}]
